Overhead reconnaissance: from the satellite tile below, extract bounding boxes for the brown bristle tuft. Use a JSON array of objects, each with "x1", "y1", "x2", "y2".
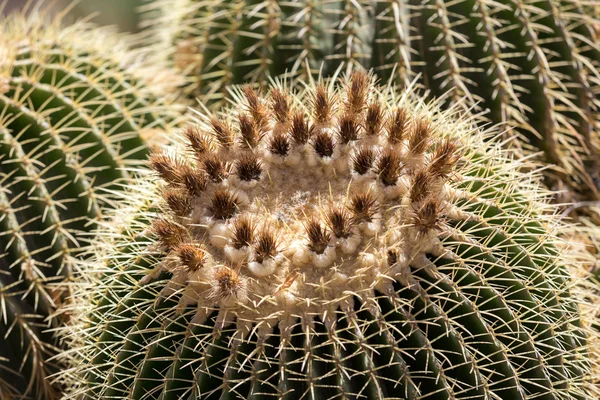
[
  {"x1": 149, "y1": 151, "x2": 185, "y2": 184},
  {"x1": 325, "y1": 206, "x2": 353, "y2": 238},
  {"x1": 152, "y1": 218, "x2": 189, "y2": 250},
  {"x1": 387, "y1": 107, "x2": 410, "y2": 144},
  {"x1": 312, "y1": 84, "x2": 334, "y2": 124},
  {"x1": 210, "y1": 118, "x2": 234, "y2": 147},
  {"x1": 210, "y1": 189, "x2": 239, "y2": 220},
  {"x1": 376, "y1": 149, "x2": 403, "y2": 186},
  {"x1": 409, "y1": 118, "x2": 432, "y2": 155},
  {"x1": 180, "y1": 168, "x2": 207, "y2": 196},
  {"x1": 270, "y1": 88, "x2": 290, "y2": 124},
  {"x1": 212, "y1": 266, "x2": 244, "y2": 300},
  {"x1": 409, "y1": 170, "x2": 432, "y2": 204},
  {"x1": 364, "y1": 102, "x2": 384, "y2": 137},
  {"x1": 387, "y1": 249, "x2": 398, "y2": 266},
  {"x1": 242, "y1": 86, "x2": 261, "y2": 108},
  {"x1": 346, "y1": 71, "x2": 369, "y2": 115},
  {"x1": 243, "y1": 86, "x2": 269, "y2": 133},
  {"x1": 348, "y1": 192, "x2": 378, "y2": 222},
  {"x1": 305, "y1": 217, "x2": 331, "y2": 254},
  {"x1": 176, "y1": 243, "x2": 206, "y2": 273},
  {"x1": 183, "y1": 125, "x2": 213, "y2": 157},
  {"x1": 236, "y1": 154, "x2": 263, "y2": 182},
  {"x1": 202, "y1": 154, "x2": 230, "y2": 183},
  {"x1": 231, "y1": 215, "x2": 255, "y2": 249},
  {"x1": 290, "y1": 111, "x2": 311, "y2": 145},
  {"x1": 269, "y1": 131, "x2": 291, "y2": 156},
  {"x1": 238, "y1": 113, "x2": 262, "y2": 149},
  {"x1": 428, "y1": 139, "x2": 461, "y2": 178},
  {"x1": 163, "y1": 188, "x2": 192, "y2": 216},
  {"x1": 337, "y1": 113, "x2": 359, "y2": 144},
  {"x1": 312, "y1": 131, "x2": 335, "y2": 158},
  {"x1": 254, "y1": 226, "x2": 278, "y2": 263},
  {"x1": 351, "y1": 146, "x2": 375, "y2": 175},
  {"x1": 412, "y1": 199, "x2": 444, "y2": 235}
]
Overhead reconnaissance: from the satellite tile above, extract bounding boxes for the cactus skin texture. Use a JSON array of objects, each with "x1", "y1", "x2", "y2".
[
  {"x1": 0, "y1": 7, "x2": 180, "y2": 400},
  {"x1": 60, "y1": 72, "x2": 600, "y2": 399},
  {"x1": 141, "y1": 0, "x2": 600, "y2": 202}
]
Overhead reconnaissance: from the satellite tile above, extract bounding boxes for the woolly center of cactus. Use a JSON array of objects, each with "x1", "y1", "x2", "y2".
[{"x1": 148, "y1": 73, "x2": 463, "y2": 331}]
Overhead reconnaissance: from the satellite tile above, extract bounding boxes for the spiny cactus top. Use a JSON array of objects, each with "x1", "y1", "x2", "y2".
[
  {"x1": 141, "y1": 0, "x2": 600, "y2": 203},
  {"x1": 60, "y1": 73, "x2": 599, "y2": 399},
  {"x1": 0, "y1": 9, "x2": 181, "y2": 400}
]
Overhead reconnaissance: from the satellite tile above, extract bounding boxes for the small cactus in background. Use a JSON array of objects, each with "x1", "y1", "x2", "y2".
[
  {"x1": 60, "y1": 73, "x2": 599, "y2": 399},
  {"x1": 140, "y1": 0, "x2": 600, "y2": 203},
  {"x1": 0, "y1": 7, "x2": 181, "y2": 399}
]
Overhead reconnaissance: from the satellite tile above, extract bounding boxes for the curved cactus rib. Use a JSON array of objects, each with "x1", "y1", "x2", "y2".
[
  {"x1": 15, "y1": 47, "x2": 158, "y2": 176},
  {"x1": 410, "y1": 0, "x2": 480, "y2": 106},
  {"x1": 0, "y1": 267, "x2": 59, "y2": 400},
  {"x1": 0, "y1": 183, "x2": 60, "y2": 318},
  {"x1": 0, "y1": 91, "x2": 102, "y2": 222},
  {"x1": 0, "y1": 122, "x2": 74, "y2": 271},
  {"x1": 324, "y1": 0, "x2": 372, "y2": 76},
  {"x1": 280, "y1": 0, "x2": 326, "y2": 82},
  {"x1": 370, "y1": 0, "x2": 419, "y2": 88},
  {"x1": 130, "y1": 302, "x2": 192, "y2": 399},
  {"x1": 550, "y1": 0, "x2": 600, "y2": 192},
  {"x1": 412, "y1": 265, "x2": 526, "y2": 398}
]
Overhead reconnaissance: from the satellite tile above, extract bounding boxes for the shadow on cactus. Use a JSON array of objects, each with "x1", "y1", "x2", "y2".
[
  {"x1": 0, "y1": 6, "x2": 181, "y2": 399},
  {"x1": 59, "y1": 72, "x2": 599, "y2": 399},
  {"x1": 141, "y1": 0, "x2": 600, "y2": 203}
]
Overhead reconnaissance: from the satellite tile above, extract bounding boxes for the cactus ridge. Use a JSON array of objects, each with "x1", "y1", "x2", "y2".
[
  {"x1": 141, "y1": 0, "x2": 600, "y2": 201},
  {"x1": 0, "y1": 7, "x2": 181, "y2": 399},
  {"x1": 60, "y1": 73, "x2": 599, "y2": 399}
]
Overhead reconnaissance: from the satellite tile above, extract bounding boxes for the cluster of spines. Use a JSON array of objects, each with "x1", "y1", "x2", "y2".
[
  {"x1": 0, "y1": 9, "x2": 180, "y2": 400},
  {"x1": 142, "y1": 0, "x2": 600, "y2": 201},
  {"x1": 144, "y1": 72, "x2": 461, "y2": 300}
]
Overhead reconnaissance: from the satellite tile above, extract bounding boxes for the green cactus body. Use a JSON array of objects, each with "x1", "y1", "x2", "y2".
[
  {"x1": 61, "y1": 73, "x2": 599, "y2": 399},
  {"x1": 141, "y1": 0, "x2": 600, "y2": 201},
  {"x1": 0, "y1": 10, "x2": 181, "y2": 400}
]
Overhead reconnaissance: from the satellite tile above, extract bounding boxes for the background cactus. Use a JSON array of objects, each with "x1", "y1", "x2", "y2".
[
  {"x1": 0, "y1": 8, "x2": 181, "y2": 399},
  {"x1": 140, "y1": 0, "x2": 600, "y2": 204},
  {"x1": 60, "y1": 73, "x2": 600, "y2": 399}
]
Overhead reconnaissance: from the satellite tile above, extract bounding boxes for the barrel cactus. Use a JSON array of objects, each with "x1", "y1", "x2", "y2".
[
  {"x1": 140, "y1": 0, "x2": 600, "y2": 203},
  {"x1": 0, "y1": 9, "x2": 181, "y2": 399},
  {"x1": 60, "y1": 72, "x2": 599, "y2": 399}
]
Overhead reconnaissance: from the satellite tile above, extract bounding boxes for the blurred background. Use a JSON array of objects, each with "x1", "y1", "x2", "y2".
[{"x1": 2, "y1": 0, "x2": 145, "y2": 33}]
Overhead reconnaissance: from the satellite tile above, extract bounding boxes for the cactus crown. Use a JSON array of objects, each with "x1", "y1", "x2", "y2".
[
  {"x1": 147, "y1": 71, "x2": 465, "y2": 321},
  {"x1": 60, "y1": 73, "x2": 599, "y2": 399}
]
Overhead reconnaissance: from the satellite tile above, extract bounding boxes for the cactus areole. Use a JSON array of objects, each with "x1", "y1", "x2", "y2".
[{"x1": 67, "y1": 73, "x2": 596, "y2": 399}]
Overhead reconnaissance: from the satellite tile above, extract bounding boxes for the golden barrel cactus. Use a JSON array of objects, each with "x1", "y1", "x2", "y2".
[
  {"x1": 0, "y1": 7, "x2": 181, "y2": 399},
  {"x1": 59, "y1": 72, "x2": 600, "y2": 399}
]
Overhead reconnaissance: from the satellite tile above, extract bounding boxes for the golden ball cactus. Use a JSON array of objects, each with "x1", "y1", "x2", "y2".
[
  {"x1": 59, "y1": 72, "x2": 600, "y2": 399},
  {"x1": 0, "y1": 7, "x2": 182, "y2": 399}
]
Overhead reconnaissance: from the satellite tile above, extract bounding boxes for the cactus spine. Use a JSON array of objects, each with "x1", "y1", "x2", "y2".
[
  {"x1": 141, "y1": 0, "x2": 600, "y2": 203},
  {"x1": 60, "y1": 73, "x2": 600, "y2": 399},
  {"x1": 0, "y1": 8, "x2": 180, "y2": 399}
]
